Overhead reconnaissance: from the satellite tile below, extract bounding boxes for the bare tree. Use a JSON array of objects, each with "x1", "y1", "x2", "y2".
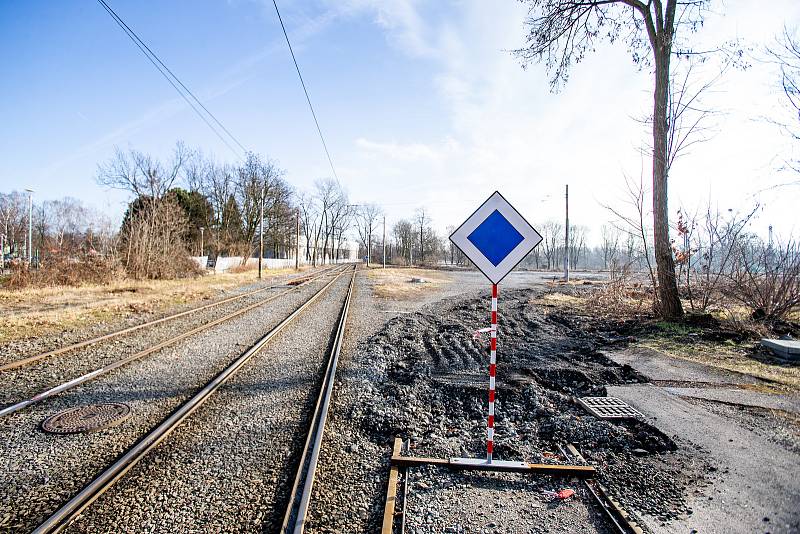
[
  {"x1": 415, "y1": 207, "x2": 430, "y2": 263},
  {"x1": 97, "y1": 142, "x2": 191, "y2": 202},
  {"x1": 540, "y1": 220, "x2": 563, "y2": 270},
  {"x1": 675, "y1": 204, "x2": 759, "y2": 312},
  {"x1": 0, "y1": 191, "x2": 28, "y2": 256},
  {"x1": 393, "y1": 219, "x2": 415, "y2": 265},
  {"x1": 297, "y1": 191, "x2": 319, "y2": 263},
  {"x1": 121, "y1": 198, "x2": 198, "y2": 279},
  {"x1": 235, "y1": 153, "x2": 289, "y2": 258},
  {"x1": 568, "y1": 224, "x2": 588, "y2": 269},
  {"x1": 604, "y1": 172, "x2": 658, "y2": 304},
  {"x1": 725, "y1": 237, "x2": 800, "y2": 322},
  {"x1": 513, "y1": 0, "x2": 724, "y2": 318},
  {"x1": 765, "y1": 27, "x2": 800, "y2": 176},
  {"x1": 600, "y1": 224, "x2": 621, "y2": 270},
  {"x1": 356, "y1": 203, "x2": 382, "y2": 265},
  {"x1": 45, "y1": 197, "x2": 88, "y2": 252}
]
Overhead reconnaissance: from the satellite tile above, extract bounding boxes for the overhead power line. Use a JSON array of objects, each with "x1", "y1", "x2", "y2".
[
  {"x1": 271, "y1": 0, "x2": 340, "y2": 183},
  {"x1": 97, "y1": 0, "x2": 248, "y2": 159}
]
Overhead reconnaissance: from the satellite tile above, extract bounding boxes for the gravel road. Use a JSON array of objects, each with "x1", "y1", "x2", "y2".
[
  {"x1": 61, "y1": 269, "x2": 355, "y2": 533},
  {"x1": 0, "y1": 268, "x2": 343, "y2": 533}
]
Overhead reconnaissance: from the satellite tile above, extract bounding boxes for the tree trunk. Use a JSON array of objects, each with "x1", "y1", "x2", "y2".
[{"x1": 652, "y1": 46, "x2": 683, "y2": 319}]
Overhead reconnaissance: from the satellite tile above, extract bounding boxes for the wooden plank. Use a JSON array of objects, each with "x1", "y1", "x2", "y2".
[
  {"x1": 390, "y1": 455, "x2": 595, "y2": 477},
  {"x1": 381, "y1": 438, "x2": 403, "y2": 534}
]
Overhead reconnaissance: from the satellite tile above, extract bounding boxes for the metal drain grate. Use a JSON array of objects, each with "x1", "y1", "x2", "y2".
[
  {"x1": 578, "y1": 397, "x2": 643, "y2": 419},
  {"x1": 41, "y1": 403, "x2": 131, "y2": 434}
]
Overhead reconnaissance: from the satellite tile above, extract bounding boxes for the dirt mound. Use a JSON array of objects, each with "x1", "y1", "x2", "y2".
[{"x1": 350, "y1": 288, "x2": 710, "y2": 522}]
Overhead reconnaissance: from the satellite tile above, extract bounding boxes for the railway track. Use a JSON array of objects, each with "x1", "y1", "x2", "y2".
[
  {"x1": 0, "y1": 266, "x2": 333, "y2": 372},
  {"x1": 282, "y1": 263, "x2": 355, "y2": 533},
  {"x1": 380, "y1": 441, "x2": 644, "y2": 534},
  {"x1": 0, "y1": 266, "x2": 344, "y2": 417},
  {"x1": 30, "y1": 264, "x2": 357, "y2": 534}
]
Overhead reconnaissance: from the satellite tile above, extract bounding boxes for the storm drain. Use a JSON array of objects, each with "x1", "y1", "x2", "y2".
[
  {"x1": 41, "y1": 403, "x2": 131, "y2": 434},
  {"x1": 578, "y1": 397, "x2": 643, "y2": 419}
]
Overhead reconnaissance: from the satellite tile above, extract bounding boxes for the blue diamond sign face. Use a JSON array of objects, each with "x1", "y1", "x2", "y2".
[{"x1": 450, "y1": 191, "x2": 542, "y2": 284}]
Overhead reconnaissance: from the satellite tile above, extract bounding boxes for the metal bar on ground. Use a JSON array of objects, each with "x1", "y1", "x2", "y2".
[
  {"x1": 281, "y1": 266, "x2": 356, "y2": 533},
  {"x1": 389, "y1": 454, "x2": 595, "y2": 477},
  {"x1": 563, "y1": 443, "x2": 643, "y2": 534}
]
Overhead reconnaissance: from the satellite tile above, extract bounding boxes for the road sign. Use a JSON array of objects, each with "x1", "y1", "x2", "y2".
[
  {"x1": 449, "y1": 191, "x2": 542, "y2": 463},
  {"x1": 449, "y1": 191, "x2": 542, "y2": 284}
]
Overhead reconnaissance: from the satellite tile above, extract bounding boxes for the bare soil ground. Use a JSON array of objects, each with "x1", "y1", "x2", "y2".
[
  {"x1": 0, "y1": 267, "x2": 309, "y2": 344},
  {"x1": 534, "y1": 289, "x2": 800, "y2": 392},
  {"x1": 366, "y1": 267, "x2": 452, "y2": 299},
  {"x1": 316, "y1": 268, "x2": 799, "y2": 533}
]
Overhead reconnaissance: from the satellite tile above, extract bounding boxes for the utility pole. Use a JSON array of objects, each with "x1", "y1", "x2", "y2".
[
  {"x1": 367, "y1": 223, "x2": 372, "y2": 267},
  {"x1": 564, "y1": 184, "x2": 569, "y2": 282},
  {"x1": 25, "y1": 189, "x2": 33, "y2": 266},
  {"x1": 258, "y1": 191, "x2": 264, "y2": 279},
  {"x1": 0, "y1": 233, "x2": 5, "y2": 271},
  {"x1": 199, "y1": 227, "x2": 205, "y2": 257},
  {"x1": 382, "y1": 215, "x2": 386, "y2": 269},
  {"x1": 295, "y1": 208, "x2": 300, "y2": 270}
]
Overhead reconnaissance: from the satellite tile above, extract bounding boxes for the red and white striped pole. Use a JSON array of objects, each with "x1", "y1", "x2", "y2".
[{"x1": 487, "y1": 283, "x2": 498, "y2": 462}]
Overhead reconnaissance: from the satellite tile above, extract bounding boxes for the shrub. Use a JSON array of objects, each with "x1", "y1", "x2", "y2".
[{"x1": 3, "y1": 254, "x2": 124, "y2": 289}]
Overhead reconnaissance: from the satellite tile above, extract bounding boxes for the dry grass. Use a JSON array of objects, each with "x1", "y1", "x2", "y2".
[
  {"x1": 531, "y1": 286, "x2": 800, "y2": 392},
  {"x1": 0, "y1": 267, "x2": 309, "y2": 343},
  {"x1": 367, "y1": 267, "x2": 451, "y2": 299},
  {"x1": 534, "y1": 292, "x2": 584, "y2": 306},
  {"x1": 636, "y1": 337, "x2": 800, "y2": 392}
]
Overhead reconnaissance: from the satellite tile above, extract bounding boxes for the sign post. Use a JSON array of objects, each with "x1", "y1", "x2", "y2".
[{"x1": 449, "y1": 191, "x2": 542, "y2": 464}]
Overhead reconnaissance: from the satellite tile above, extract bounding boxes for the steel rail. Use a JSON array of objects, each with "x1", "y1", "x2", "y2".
[
  {"x1": 0, "y1": 266, "x2": 347, "y2": 418},
  {"x1": 32, "y1": 264, "x2": 355, "y2": 534},
  {"x1": 0, "y1": 266, "x2": 334, "y2": 372},
  {"x1": 281, "y1": 266, "x2": 356, "y2": 534},
  {"x1": 559, "y1": 443, "x2": 643, "y2": 534}
]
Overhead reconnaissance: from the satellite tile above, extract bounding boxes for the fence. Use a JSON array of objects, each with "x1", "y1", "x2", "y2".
[{"x1": 192, "y1": 256, "x2": 357, "y2": 273}]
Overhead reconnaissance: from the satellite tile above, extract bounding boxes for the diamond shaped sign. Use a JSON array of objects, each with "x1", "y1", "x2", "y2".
[{"x1": 449, "y1": 191, "x2": 542, "y2": 284}]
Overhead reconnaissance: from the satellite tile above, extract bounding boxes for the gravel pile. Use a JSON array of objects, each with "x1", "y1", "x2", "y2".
[
  {"x1": 0, "y1": 269, "x2": 326, "y2": 407},
  {"x1": 307, "y1": 286, "x2": 712, "y2": 532},
  {"x1": 403, "y1": 467, "x2": 609, "y2": 534},
  {"x1": 0, "y1": 272, "x2": 340, "y2": 532},
  {"x1": 63, "y1": 271, "x2": 355, "y2": 533}
]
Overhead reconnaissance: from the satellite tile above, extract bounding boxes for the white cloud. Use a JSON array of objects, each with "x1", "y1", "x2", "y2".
[
  {"x1": 335, "y1": 0, "x2": 438, "y2": 58},
  {"x1": 341, "y1": 0, "x2": 800, "y2": 243},
  {"x1": 355, "y1": 137, "x2": 460, "y2": 162}
]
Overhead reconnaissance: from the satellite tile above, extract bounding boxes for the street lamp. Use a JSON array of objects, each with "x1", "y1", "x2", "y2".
[{"x1": 25, "y1": 189, "x2": 33, "y2": 266}]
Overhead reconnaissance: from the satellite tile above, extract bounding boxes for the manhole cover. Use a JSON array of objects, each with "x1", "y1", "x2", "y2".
[
  {"x1": 578, "y1": 397, "x2": 643, "y2": 419},
  {"x1": 41, "y1": 403, "x2": 131, "y2": 434}
]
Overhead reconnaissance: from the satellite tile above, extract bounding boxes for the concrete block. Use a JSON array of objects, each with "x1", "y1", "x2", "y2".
[{"x1": 761, "y1": 338, "x2": 800, "y2": 360}]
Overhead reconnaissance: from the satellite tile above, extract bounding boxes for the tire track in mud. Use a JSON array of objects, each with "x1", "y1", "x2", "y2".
[{"x1": 352, "y1": 287, "x2": 711, "y2": 523}]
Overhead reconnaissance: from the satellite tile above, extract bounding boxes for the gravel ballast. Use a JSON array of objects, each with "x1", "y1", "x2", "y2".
[
  {"x1": 62, "y1": 270, "x2": 355, "y2": 532},
  {"x1": 0, "y1": 270, "x2": 343, "y2": 532}
]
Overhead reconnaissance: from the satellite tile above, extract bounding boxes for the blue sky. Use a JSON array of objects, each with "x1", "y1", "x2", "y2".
[{"x1": 2, "y1": 0, "x2": 799, "y2": 244}]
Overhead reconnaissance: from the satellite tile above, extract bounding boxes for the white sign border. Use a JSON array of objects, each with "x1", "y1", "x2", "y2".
[{"x1": 449, "y1": 191, "x2": 542, "y2": 284}]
